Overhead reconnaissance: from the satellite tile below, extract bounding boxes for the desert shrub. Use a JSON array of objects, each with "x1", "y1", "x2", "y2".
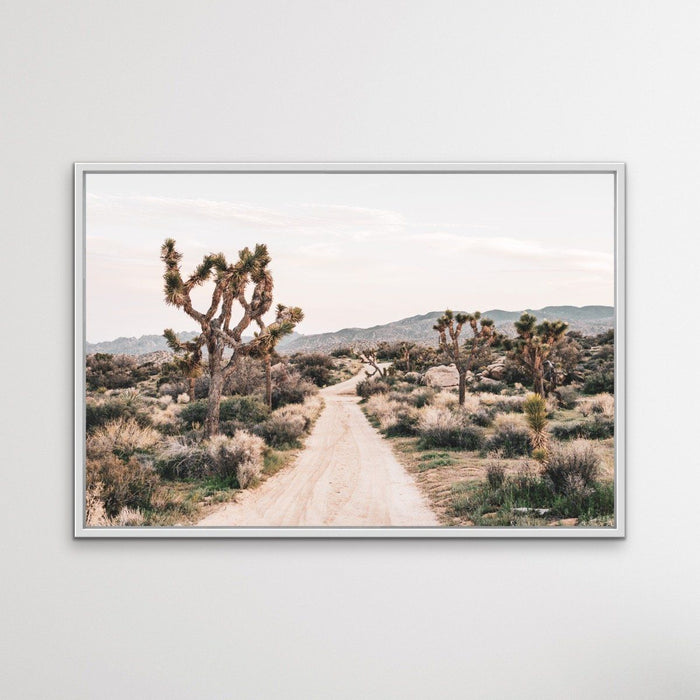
[
  {"x1": 582, "y1": 370, "x2": 614, "y2": 395},
  {"x1": 364, "y1": 396, "x2": 419, "y2": 436},
  {"x1": 471, "y1": 408, "x2": 494, "y2": 427},
  {"x1": 260, "y1": 406, "x2": 307, "y2": 447},
  {"x1": 155, "y1": 437, "x2": 208, "y2": 479},
  {"x1": 383, "y1": 405, "x2": 420, "y2": 437},
  {"x1": 485, "y1": 414, "x2": 531, "y2": 457},
  {"x1": 290, "y1": 353, "x2": 336, "y2": 387},
  {"x1": 486, "y1": 462, "x2": 506, "y2": 489},
  {"x1": 451, "y1": 460, "x2": 613, "y2": 524},
  {"x1": 544, "y1": 440, "x2": 600, "y2": 495},
  {"x1": 472, "y1": 378, "x2": 506, "y2": 394},
  {"x1": 223, "y1": 356, "x2": 265, "y2": 395},
  {"x1": 356, "y1": 377, "x2": 390, "y2": 399},
  {"x1": 551, "y1": 416, "x2": 614, "y2": 441},
  {"x1": 86, "y1": 353, "x2": 157, "y2": 390},
  {"x1": 86, "y1": 454, "x2": 159, "y2": 518},
  {"x1": 417, "y1": 407, "x2": 484, "y2": 450},
  {"x1": 271, "y1": 366, "x2": 317, "y2": 408},
  {"x1": 432, "y1": 391, "x2": 461, "y2": 411},
  {"x1": 577, "y1": 393, "x2": 614, "y2": 419},
  {"x1": 477, "y1": 393, "x2": 525, "y2": 413},
  {"x1": 87, "y1": 418, "x2": 161, "y2": 460},
  {"x1": 556, "y1": 386, "x2": 579, "y2": 410},
  {"x1": 180, "y1": 396, "x2": 270, "y2": 429},
  {"x1": 86, "y1": 393, "x2": 152, "y2": 431},
  {"x1": 205, "y1": 431, "x2": 265, "y2": 488}
]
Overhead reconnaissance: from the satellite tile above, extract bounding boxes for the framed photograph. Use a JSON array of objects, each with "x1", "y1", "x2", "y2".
[{"x1": 75, "y1": 163, "x2": 625, "y2": 538}]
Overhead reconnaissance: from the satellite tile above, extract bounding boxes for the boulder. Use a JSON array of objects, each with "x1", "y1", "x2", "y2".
[
  {"x1": 423, "y1": 364, "x2": 460, "y2": 388},
  {"x1": 483, "y1": 358, "x2": 506, "y2": 380}
]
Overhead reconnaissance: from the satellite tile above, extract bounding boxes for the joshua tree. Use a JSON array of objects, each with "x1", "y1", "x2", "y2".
[
  {"x1": 161, "y1": 239, "x2": 302, "y2": 437},
  {"x1": 357, "y1": 348, "x2": 387, "y2": 378},
  {"x1": 510, "y1": 313, "x2": 568, "y2": 397},
  {"x1": 433, "y1": 310, "x2": 496, "y2": 405},
  {"x1": 250, "y1": 304, "x2": 304, "y2": 409},
  {"x1": 161, "y1": 334, "x2": 203, "y2": 401},
  {"x1": 399, "y1": 342, "x2": 415, "y2": 372}
]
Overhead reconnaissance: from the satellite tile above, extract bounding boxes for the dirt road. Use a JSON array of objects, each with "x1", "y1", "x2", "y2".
[{"x1": 197, "y1": 371, "x2": 439, "y2": 527}]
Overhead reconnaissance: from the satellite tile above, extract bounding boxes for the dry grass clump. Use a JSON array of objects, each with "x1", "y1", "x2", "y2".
[
  {"x1": 477, "y1": 393, "x2": 526, "y2": 413},
  {"x1": 87, "y1": 418, "x2": 161, "y2": 460},
  {"x1": 577, "y1": 393, "x2": 614, "y2": 419},
  {"x1": 417, "y1": 406, "x2": 484, "y2": 449},
  {"x1": 261, "y1": 406, "x2": 307, "y2": 446},
  {"x1": 432, "y1": 391, "x2": 462, "y2": 411},
  {"x1": 544, "y1": 439, "x2": 600, "y2": 496},
  {"x1": 261, "y1": 395, "x2": 324, "y2": 447},
  {"x1": 205, "y1": 430, "x2": 265, "y2": 488},
  {"x1": 364, "y1": 395, "x2": 419, "y2": 436},
  {"x1": 155, "y1": 436, "x2": 208, "y2": 479},
  {"x1": 485, "y1": 414, "x2": 531, "y2": 457}
]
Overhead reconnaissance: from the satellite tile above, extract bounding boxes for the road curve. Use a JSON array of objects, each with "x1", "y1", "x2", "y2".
[{"x1": 197, "y1": 371, "x2": 439, "y2": 527}]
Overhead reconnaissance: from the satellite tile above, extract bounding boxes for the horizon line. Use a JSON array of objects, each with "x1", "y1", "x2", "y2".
[{"x1": 86, "y1": 302, "x2": 614, "y2": 345}]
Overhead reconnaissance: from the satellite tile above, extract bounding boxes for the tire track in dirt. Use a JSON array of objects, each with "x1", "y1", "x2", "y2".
[{"x1": 197, "y1": 371, "x2": 438, "y2": 527}]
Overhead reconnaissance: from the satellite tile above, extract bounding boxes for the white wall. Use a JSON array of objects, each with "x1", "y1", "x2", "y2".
[{"x1": 3, "y1": 2, "x2": 699, "y2": 698}]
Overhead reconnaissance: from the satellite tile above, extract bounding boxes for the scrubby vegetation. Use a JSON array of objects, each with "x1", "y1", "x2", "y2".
[
  {"x1": 358, "y1": 319, "x2": 616, "y2": 528},
  {"x1": 86, "y1": 289, "x2": 615, "y2": 531}
]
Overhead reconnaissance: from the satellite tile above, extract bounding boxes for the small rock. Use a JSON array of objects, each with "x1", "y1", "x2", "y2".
[{"x1": 548, "y1": 518, "x2": 579, "y2": 527}]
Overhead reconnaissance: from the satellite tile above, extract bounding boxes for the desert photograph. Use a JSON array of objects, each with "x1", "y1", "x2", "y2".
[{"x1": 81, "y1": 169, "x2": 617, "y2": 530}]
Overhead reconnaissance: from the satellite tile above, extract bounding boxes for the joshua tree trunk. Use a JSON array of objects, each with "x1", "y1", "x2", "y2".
[
  {"x1": 458, "y1": 370, "x2": 467, "y2": 406},
  {"x1": 264, "y1": 355, "x2": 272, "y2": 410},
  {"x1": 204, "y1": 367, "x2": 224, "y2": 437},
  {"x1": 534, "y1": 371, "x2": 546, "y2": 398},
  {"x1": 188, "y1": 376, "x2": 196, "y2": 401}
]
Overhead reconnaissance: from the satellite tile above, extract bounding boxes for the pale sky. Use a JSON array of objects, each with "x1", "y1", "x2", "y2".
[{"x1": 85, "y1": 172, "x2": 615, "y2": 342}]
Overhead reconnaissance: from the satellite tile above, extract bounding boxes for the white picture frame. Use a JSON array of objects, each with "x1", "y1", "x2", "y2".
[{"x1": 75, "y1": 162, "x2": 625, "y2": 538}]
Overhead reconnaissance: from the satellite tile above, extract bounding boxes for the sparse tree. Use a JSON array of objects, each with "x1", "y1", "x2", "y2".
[
  {"x1": 399, "y1": 342, "x2": 415, "y2": 372},
  {"x1": 161, "y1": 239, "x2": 302, "y2": 437},
  {"x1": 163, "y1": 331, "x2": 204, "y2": 401},
  {"x1": 357, "y1": 348, "x2": 387, "y2": 378},
  {"x1": 250, "y1": 304, "x2": 304, "y2": 409},
  {"x1": 433, "y1": 310, "x2": 496, "y2": 406},
  {"x1": 510, "y1": 313, "x2": 568, "y2": 397}
]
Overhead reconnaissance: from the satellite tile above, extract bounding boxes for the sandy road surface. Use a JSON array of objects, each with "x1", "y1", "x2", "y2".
[{"x1": 197, "y1": 371, "x2": 438, "y2": 527}]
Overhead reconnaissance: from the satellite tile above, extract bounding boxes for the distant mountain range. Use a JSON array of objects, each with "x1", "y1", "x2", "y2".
[{"x1": 86, "y1": 305, "x2": 614, "y2": 356}]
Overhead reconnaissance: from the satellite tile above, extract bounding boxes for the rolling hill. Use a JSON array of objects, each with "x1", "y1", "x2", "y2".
[{"x1": 86, "y1": 305, "x2": 613, "y2": 356}]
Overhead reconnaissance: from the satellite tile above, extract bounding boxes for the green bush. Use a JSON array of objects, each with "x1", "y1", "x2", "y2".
[
  {"x1": 485, "y1": 417, "x2": 531, "y2": 457},
  {"x1": 582, "y1": 370, "x2": 614, "y2": 395},
  {"x1": 86, "y1": 396, "x2": 152, "y2": 431},
  {"x1": 417, "y1": 408, "x2": 484, "y2": 449},
  {"x1": 551, "y1": 416, "x2": 614, "y2": 441},
  {"x1": 290, "y1": 353, "x2": 336, "y2": 387},
  {"x1": 180, "y1": 396, "x2": 270, "y2": 429}
]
